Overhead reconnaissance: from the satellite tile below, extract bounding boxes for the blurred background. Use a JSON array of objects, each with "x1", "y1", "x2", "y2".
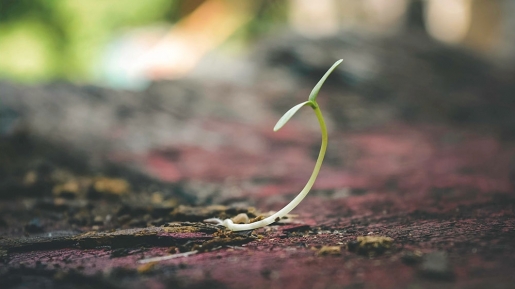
[
  {"x1": 1, "y1": 0, "x2": 515, "y2": 86},
  {"x1": 1, "y1": 0, "x2": 514, "y2": 206}
]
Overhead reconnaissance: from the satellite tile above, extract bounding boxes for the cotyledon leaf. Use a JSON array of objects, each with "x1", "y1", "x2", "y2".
[
  {"x1": 273, "y1": 100, "x2": 312, "y2": 132},
  {"x1": 308, "y1": 59, "x2": 343, "y2": 102}
]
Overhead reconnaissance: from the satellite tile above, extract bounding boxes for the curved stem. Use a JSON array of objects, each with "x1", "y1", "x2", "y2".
[{"x1": 220, "y1": 102, "x2": 327, "y2": 231}]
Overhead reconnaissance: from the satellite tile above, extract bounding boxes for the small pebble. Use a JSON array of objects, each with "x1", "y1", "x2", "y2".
[{"x1": 419, "y1": 251, "x2": 454, "y2": 281}]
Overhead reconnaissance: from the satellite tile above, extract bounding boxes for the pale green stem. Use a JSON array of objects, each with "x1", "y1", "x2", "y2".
[{"x1": 216, "y1": 102, "x2": 327, "y2": 231}]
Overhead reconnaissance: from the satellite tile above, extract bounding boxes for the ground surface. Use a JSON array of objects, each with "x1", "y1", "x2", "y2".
[
  {"x1": 1, "y1": 31, "x2": 515, "y2": 289},
  {"x1": 1, "y1": 121, "x2": 514, "y2": 289}
]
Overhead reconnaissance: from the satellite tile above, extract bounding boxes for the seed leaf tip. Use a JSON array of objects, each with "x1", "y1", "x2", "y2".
[
  {"x1": 273, "y1": 101, "x2": 311, "y2": 132},
  {"x1": 308, "y1": 59, "x2": 343, "y2": 102}
]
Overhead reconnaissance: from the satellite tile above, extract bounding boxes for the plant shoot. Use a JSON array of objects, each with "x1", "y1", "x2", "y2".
[{"x1": 205, "y1": 59, "x2": 343, "y2": 231}]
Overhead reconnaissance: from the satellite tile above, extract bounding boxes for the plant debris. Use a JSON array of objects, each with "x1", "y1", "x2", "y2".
[
  {"x1": 136, "y1": 261, "x2": 157, "y2": 274},
  {"x1": 346, "y1": 236, "x2": 393, "y2": 257},
  {"x1": 316, "y1": 245, "x2": 342, "y2": 256}
]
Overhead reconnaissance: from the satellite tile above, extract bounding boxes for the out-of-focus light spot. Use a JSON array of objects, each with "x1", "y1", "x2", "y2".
[
  {"x1": 363, "y1": 0, "x2": 408, "y2": 33},
  {"x1": 0, "y1": 22, "x2": 57, "y2": 81},
  {"x1": 462, "y1": 0, "x2": 501, "y2": 52},
  {"x1": 100, "y1": 27, "x2": 169, "y2": 90},
  {"x1": 289, "y1": 0, "x2": 339, "y2": 37},
  {"x1": 425, "y1": 0, "x2": 471, "y2": 45},
  {"x1": 99, "y1": 0, "x2": 251, "y2": 89}
]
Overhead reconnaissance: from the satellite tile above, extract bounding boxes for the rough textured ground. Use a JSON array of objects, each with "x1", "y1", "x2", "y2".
[
  {"x1": 1, "y1": 31, "x2": 515, "y2": 289},
  {"x1": 1, "y1": 121, "x2": 514, "y2": 289}
]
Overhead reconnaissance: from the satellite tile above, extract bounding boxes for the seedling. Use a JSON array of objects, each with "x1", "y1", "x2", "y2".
[{"x1": 205, "y1": 59, "x2": 343, "y2": 231}]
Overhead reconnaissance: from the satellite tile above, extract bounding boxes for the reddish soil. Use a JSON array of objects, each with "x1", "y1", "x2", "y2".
[{"x1": 1, "y1": 119, "x2": 514, "y2": 289}]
